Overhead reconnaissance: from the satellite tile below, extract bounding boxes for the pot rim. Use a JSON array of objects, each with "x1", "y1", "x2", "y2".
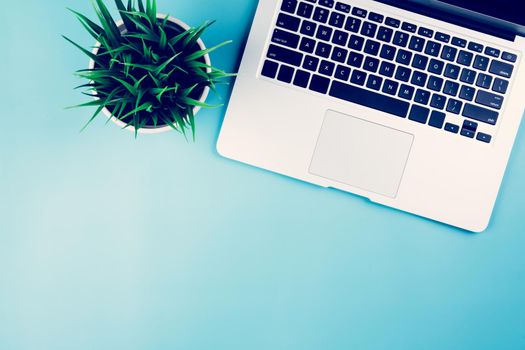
[{"x1": 88, "y1": 13, "x2": 212, "y2": 135}]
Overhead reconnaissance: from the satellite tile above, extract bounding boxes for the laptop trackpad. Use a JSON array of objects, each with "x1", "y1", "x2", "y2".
[{"x1": 309, "y1": 110, "x2": 414, "y2": 198}]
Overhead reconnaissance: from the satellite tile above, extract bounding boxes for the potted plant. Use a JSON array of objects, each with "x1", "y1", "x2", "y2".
[{"x1": 64, "y1": 0, "x2": 232, "y2": 138}]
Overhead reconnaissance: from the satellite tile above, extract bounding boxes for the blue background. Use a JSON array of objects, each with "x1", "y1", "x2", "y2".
[{"x1": 1, "y1": 1, "x2": 525, "y2": 349}]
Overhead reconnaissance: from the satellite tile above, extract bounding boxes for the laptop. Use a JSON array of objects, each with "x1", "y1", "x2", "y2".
[{"x1": 217, "y1": 0, "x2": 525, "y2": 232}]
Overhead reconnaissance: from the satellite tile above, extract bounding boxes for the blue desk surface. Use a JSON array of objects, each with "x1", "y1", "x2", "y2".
[{"x1": 1, "y1": 1, "x2": 525, "y2": 349}]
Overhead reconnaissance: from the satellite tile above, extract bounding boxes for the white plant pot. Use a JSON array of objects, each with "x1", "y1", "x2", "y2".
[{"x1": 88, "y1": 14, "x2": 212, "y2": 135}]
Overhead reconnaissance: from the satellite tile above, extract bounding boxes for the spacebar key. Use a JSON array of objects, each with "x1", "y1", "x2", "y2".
[{"x1": 329, "y1": 81, "x2": 410, "y2": 118}]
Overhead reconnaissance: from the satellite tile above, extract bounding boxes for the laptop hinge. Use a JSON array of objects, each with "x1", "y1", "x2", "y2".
[{"x1": 374, "y1": 0, "x2": 517, "y2": 42}]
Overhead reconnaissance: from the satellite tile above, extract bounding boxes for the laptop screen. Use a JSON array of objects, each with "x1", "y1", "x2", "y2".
[{"x1": 438, "y1": 0, "x2": 525, "y2": 26}]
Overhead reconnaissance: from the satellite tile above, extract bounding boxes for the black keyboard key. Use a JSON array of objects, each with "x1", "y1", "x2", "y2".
[
  {"x1": 299, "y1": 37, "x2": 316, "y2": 53},
  {"x1": 457, "y1": 50, "x2": 474, "y2": 66},
  {"x1": 382, "y1": 79, "x2": 399, "y2": 95},
  {"x1": 396, "y1": 49, "x2": 412, "y2": 65},
  {"x1": 348, "y1": 51, "x2": 364, "y2": 67},
  {"x1": 281, "y1": 0, "x2": 298, "y2": 14},
  {"x1": 461, "y1": 128, "x2": 475, "y2": 139},
  {"x1": 459, "y1": 85, "x2": 475, "y2": 101},
  {"x1": 443, "y1": 80, "x2": 459, "y2": 96},
  {"x1": 272, "y1": 29, "x2": 300, "y2": 48},
  {"x1": 331, "y1": 47, "x2": 348, "y2": 63},
  {"x1": 444, "y1": 63, "x2": 460, "y2": 80},
  {"x1": 461, "y1": 126, "x2": 476, "y2": 139},
  {"x1": 267, "y1": 44, "x2": 303, "y2": 66},
  {"x1": 435, "y1": 32, "x2": 450, "y2": 43},
  {"x1": 313, "y1": 7, "x2": 330, "y2": 23},
  {"x1": 412, "y1": 54, "x2": 428, "y2": 70},
  {"x1": 476, "y1": 73, "x2": 492, "y2": 89},
  {"x1": 395, "y1": 66, "x2": 412, "y2": 82},
  {"x1": 261, "y1": 60, "x2": 279, "y2": 78},
  {"x1": 402, "y1": 22, "x2": 417, "y2": 33},
  {"x1": 411, "y1": 71, "x2": 428, "y2": 87},
  {"x1": 502, "y1": 52, "x2": 517, "y2": 63},
  {"x1": 293, "y1": 69, "x2": 311, "y2": 87},
  {"x1": 319, "y1": 0, "x2": 335, "y2": 8},
  {"x1": 463, "y1": 120, "x2": 478, "y2": 133},
  {"x1": 489, "y1": 60, "x2": 514, "y2": 78},
  {"x1": 300, "y1": 20, "x2": 317, "y2": 36},
  {"x1": 352, "y1": 7, "x2": 367, "y2": 18},
  {"x1": 277, "y1": 13, "x2": 301, "y2": 31},
  {"x1": 460, "y1": 68, "x2": 476, "y2": 84},
  {"x1": 363, "y1": 56, "x2": 380, "y2": 73},
  {"x1": 441, "y1": 46, "x2": 458, "y2": 62},
  {"x1": 393, "y1": 31, "x2": 409, "y2": 47},
  {"x1": 445, "y1": 123, "x2": 460, "y2": 133},
  {"x1": 428, "y1": 59, "x2": 444, "y2": 75},
  {"x1": 315, "y1": 42, "x2": 332, "y2": 58},
  {"x1": 332, "y1": 30, "x2": 349, "y2": 46},
  {"x1": 418, "y1": 27, "x2": 433, "y2": 38},
  {"x1": 429, "y1": 111, "x2": 446, "y2": 129},
  {"x1": 369, "y1": 12, "x2": 384, "y2": 23},
  {"x1": 319, "y1": 60, "x2": 335, "y2": 76},
  {"x1": 366, "y1": 74, "x2": 383, "y2": 90},
  {"x1": 329, "y1": 12, "x2": 345, "y2": 28},
  {"x1": 345, "y1": 17, "x2": 362, "y2": 33},
  {"x1": 409, "y1": 36, "x2": 425, "y2": 52},
  {"x1": 350, "y1": 69, "x2": 367, "y2": 85},
  {"x1": 377, "y1": 26, "x2": 394, "y2": 42},
  {"x1": 303, "y1": 55, "x2": 319, "y2": 71},
  {"x1": 309, "y1": 74, "x2": 331, "y2": 93},
  {"x1": 335, "y1": 2, "x2": 351, "y2": 13},
  {"x1": 477, "y1": 132, "x2": 492, "y2": 143},
  {"x1": 427, "y1": 76, "x2": 444, "y2": 91},
  {"x1": 379, "y1": 61, "x2": 396, "y2": 77},
  {"x1": 430, "y1": 94, "x2": 447, "y2": 110},
  {"x1": 334, "y1": 65, "x2": 351, "y2": 81},
  {"x1": 386, "y1": 17, "x2": 401, "y2": 28},
  {"x1": 463, "y1": 103, "x2": 499, "y2": 125},
  {"x1": 476, "y1": 90, "x2": 504, "y2": 110},
  {"x1": 485, "y1": 47, "x2": 500, "y2": 58},
  {"x1": 348, "y1": 35, "x2": 364, "y2": 50},
  {"x1": 364, "y1": 40, "x2": 380, "y2": 56},
  {"x1": 463, "y1": 120, "x2": 478, "y2": 131},
  {"x1": 316, "y1": 25, "x2": 333, "y2": 41},
  {"x1": 277, "y1": 65, "x2": 295, "y2": 83},
  {"x1": 424, "y1": 41, "x2": 441, "y2": 57},
  {"x1": 468, "y1": 42, "x2": 483, "y2": 53},
  {"x1": 492, "y1": 78, "x2": 509, "y2": 94},
  {"x1": 451, "y1": 37, "x2": 467, "y2": 48},
  {"x1": 330, "y1": 80, "x2": 410, "y2": 118},
  {"x1": 446, "y1": 99, "x2": 463, "y2": 114},
  {"x1": 361, "y1": 22, "x2": 378, "y2": 37},
  {"x1": 297, "y1": 2, "x2": 314, "y2": 18},
  {"x1": 399, "y1": 84, "x2": 415, "y2": 100},
  {"x1": 473, "y1": 55, "x2": 489, "y2": 71},
  {"x1": 409, "y1": 105, "x2": 430, "y2": 123},
  {"x1": 414, "y1": 89, "x2": 431, "y2": 105},
  {"x1": 380, "y1": 44, "x2": 397, "y2": 60}
]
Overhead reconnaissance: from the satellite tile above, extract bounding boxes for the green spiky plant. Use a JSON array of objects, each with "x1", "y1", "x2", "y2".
[{"x1": 64, "y1": 0, "x2": 233, "y2": 138}]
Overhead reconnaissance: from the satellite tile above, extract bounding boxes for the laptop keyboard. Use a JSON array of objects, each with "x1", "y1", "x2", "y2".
[{"x1": 261, "y1": 0, "x2": 519, "y2": 144}]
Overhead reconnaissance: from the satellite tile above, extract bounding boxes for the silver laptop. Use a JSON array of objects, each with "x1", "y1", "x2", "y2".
[{"x1": 218, "y1": 0, "x2": 525, "y2": 232}]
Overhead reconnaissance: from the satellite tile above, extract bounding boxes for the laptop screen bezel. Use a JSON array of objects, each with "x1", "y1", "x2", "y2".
[{"x1": 374, "y1": 0, "x2": 525, "y2": 40}]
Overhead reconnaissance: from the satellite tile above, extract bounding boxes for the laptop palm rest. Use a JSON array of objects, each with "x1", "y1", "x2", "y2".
[{"x1": 309, "y1": 110, "x2": 414, "y2": 198}]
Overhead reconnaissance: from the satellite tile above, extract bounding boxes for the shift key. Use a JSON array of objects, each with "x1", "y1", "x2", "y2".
[
  {"x1": 463, "y1": 103, "x2": 499, "y2": 125},
  {"x1": 267, "y1": 44, "x2": 303, "y2": 66}
]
